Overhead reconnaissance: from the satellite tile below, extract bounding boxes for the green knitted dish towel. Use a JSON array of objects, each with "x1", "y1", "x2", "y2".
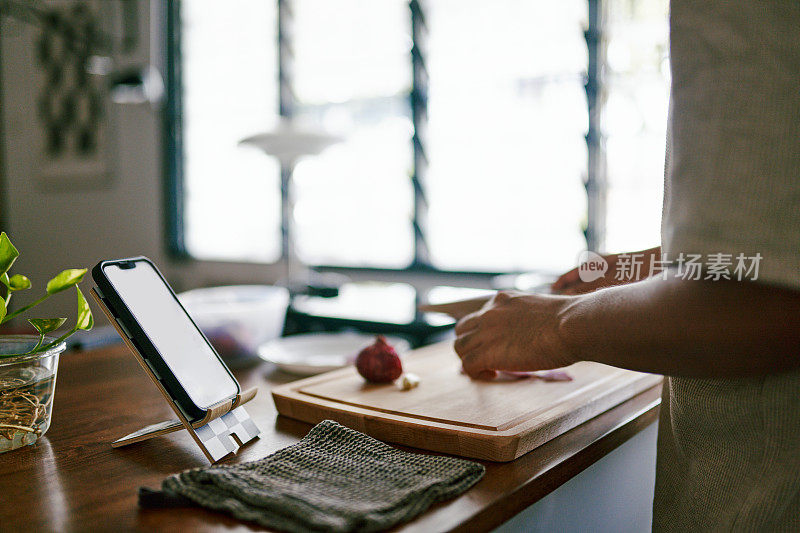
[{"x1": 156, "y1": 420, "x2": 485, "y2": 532}]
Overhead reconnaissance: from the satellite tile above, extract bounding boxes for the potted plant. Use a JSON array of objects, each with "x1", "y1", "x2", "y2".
[{"x1": 0, "y1": 232, "x2": 93, "y2": 453}]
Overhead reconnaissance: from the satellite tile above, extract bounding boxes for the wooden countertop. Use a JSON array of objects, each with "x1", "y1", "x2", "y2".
[{"x1": 0, "y1": 343, "x2": 661, "y2": 532}]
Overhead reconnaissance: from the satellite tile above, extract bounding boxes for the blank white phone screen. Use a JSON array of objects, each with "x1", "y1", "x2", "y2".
[{"x1": 103, "y1": 262, "x2": 238, "y2": 410}]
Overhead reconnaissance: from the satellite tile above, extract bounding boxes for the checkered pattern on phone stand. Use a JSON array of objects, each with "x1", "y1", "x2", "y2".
[{"x1": 194, "y1": 406, "x2": 261, "y2": 462}]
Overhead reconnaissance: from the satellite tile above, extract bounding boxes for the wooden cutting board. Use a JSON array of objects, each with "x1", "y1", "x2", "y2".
[{"x1": 272, "y1": 341, "x2": 662, "y2": 462}]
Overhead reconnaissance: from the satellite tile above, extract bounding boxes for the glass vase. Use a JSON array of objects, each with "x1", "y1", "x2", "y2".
[{"x1": 0, "y1": 335, "x2": 65, "y2": 453}]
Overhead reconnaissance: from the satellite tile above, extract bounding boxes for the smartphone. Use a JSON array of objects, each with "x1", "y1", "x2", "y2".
[{"x1": 92, "y1": 257, "x2": 239, "y2": 421}]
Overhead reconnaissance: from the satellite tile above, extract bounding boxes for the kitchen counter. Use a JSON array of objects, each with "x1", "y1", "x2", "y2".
[{"x1": 0, "y1": 343, "x2": 661, "y2": 531}]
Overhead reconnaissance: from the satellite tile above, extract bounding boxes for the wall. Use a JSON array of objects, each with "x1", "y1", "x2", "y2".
[{"x1": 0, "y1": 1, "x2": 281, "y2": 324}]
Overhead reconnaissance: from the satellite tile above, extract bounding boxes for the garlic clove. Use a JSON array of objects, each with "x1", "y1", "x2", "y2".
[{"x1": 397, "y1": 372, "x2": 421, "y2": 391}]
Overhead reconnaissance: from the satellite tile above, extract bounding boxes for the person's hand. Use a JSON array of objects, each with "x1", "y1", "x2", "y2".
[
  {"x1": 551, "y1": 246, "x2": 661, "y2": 295},
  {"x1": 418, "y1": 295, "x2": 492, "y2": 320},
  {"x1": 453, "y1": 290, "x2": 576, "y2": 380}
]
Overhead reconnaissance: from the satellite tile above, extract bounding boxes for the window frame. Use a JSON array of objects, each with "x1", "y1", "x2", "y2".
[
  {"x1": 164, "y1": 0, "x2": 186, "y2": 260},
  {"x1": 164, "y1": 0, "x2": 607, "y2": 277}
]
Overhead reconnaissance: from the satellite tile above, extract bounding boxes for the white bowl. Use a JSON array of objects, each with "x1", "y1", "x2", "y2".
[
  {"x1": 178, "y1": 285, "x2": 289, "y2": 363},
  {"x1": 259, "y1": 332, "x2": 411, "y2": 376}
]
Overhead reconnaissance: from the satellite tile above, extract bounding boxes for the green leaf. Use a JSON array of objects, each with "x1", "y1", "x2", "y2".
[
  {"x1": 28, "y1": 317, "x2": 67, "y2": 335},
  {"x1": 0, "y1": 273, "x2": 9, "y2": 308},
  {"x1": 46, "y1": 268, "x2": 87, "y2": 295},
  {"x1": 75, "y1": 286, "x2": 93, "y2": 331},
  {"x1": 7, "y1": 274, "x2": 31, "y2": 291},
  {"x1": 0, "y1": 294, "x2": 5, "y2": 323},
  {"x1": 0, "y1": 232, "x2": 19, "y2": 275}
]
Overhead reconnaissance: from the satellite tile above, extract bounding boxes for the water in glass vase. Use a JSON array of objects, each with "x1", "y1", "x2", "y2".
[{"x1": 0, "y1": 364, "x2": 57, "y2": 452}]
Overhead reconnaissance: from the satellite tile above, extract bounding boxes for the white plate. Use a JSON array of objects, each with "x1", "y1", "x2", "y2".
[{"x1": 258, "y1": 332, "x2": 411, "y2": 376}]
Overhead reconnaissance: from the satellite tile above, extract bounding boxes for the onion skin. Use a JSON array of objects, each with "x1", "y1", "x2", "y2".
[{"x1": 460, "y1": 367, "x2": 574, "y2": 382}]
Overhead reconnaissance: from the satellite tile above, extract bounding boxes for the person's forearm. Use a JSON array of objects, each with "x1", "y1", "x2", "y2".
[{"x1": 558, "y1": 275, "x2": 800, "y2": 377}]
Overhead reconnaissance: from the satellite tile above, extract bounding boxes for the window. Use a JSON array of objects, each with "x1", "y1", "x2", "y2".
[
  {"x1": 175, "y1": 0, "x2": 281, "y2": 262},
  {"x1": 604, "y1": 0, "x2": 670, "y2": 253},
  {"x1": 425, "y1": 0, "x2": 588, "y2": 272},
  {"x1": 168, "y1": 0, "x2": 669, "y2": 274},
  {"x1": 291, "y1": 0, "x2": 414, "y2": 268}
]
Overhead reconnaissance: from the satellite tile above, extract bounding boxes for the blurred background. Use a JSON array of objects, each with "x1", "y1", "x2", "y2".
[{"x1": 0, "y1": 0, "x2": 668, "y2": 340}]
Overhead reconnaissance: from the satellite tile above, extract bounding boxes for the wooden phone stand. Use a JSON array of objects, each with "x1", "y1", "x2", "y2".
[{"x1": 91, "y1": 288, "x2": 261, "y2": 463}]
